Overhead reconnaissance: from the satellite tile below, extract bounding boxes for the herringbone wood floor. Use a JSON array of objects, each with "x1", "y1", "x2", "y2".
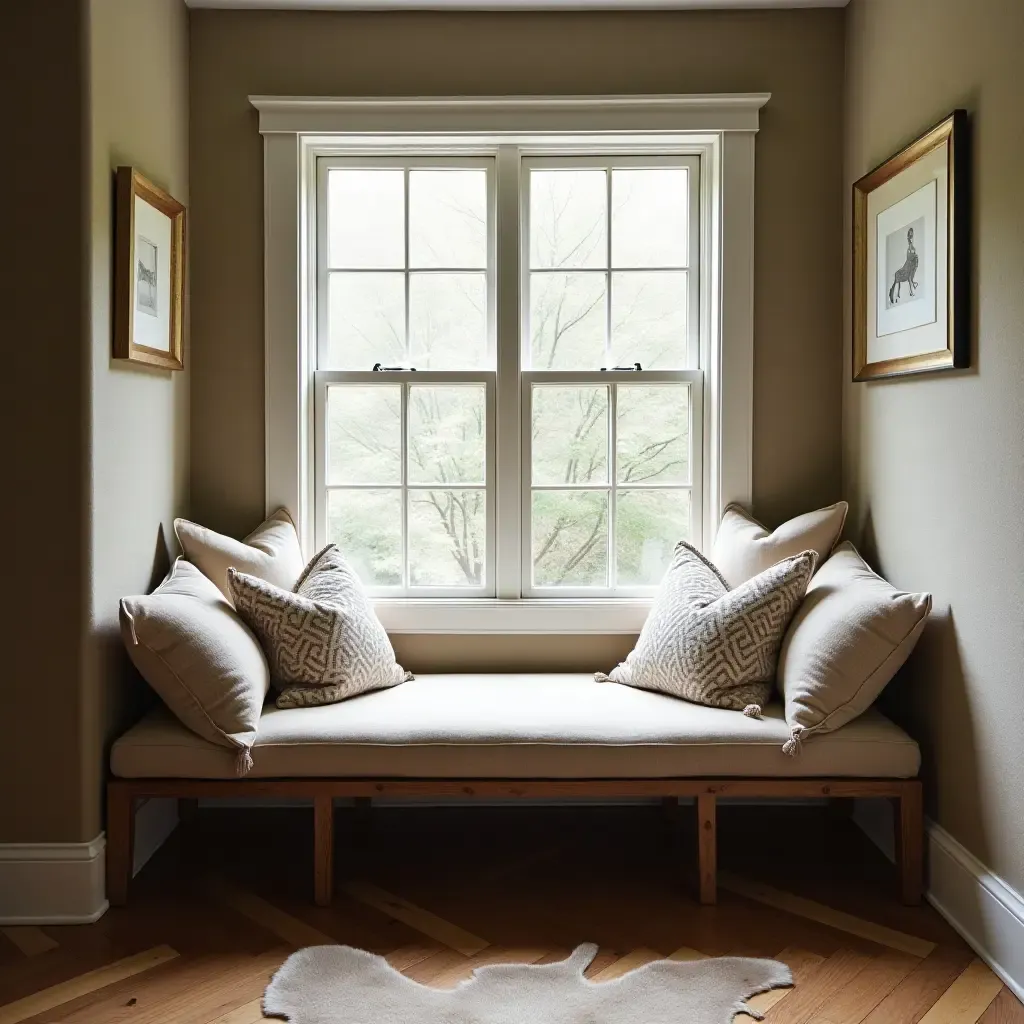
[{"x1": 1, "y1": 805, "x2": 1020, "y2": 1023}]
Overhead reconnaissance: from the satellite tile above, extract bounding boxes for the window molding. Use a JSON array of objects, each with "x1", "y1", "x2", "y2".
[
  {"x1": 256, "y1": 93, "x2": 765, "y2": 633},
  {"x1": 251, "y1": 93, "x2": 769, "y2": 136}
]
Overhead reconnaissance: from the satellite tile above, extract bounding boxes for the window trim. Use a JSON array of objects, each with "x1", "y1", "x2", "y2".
[{"x1": 255, "y1": 93, "x2": 766, "y2": 633}]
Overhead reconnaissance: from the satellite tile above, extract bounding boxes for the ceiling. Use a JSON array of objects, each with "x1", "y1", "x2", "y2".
[{"x1": 185, "y1": 0, "x2": 849, "y2": 9}]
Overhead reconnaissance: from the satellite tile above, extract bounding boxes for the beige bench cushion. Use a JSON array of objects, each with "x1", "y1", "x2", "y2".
[{"x1": 111, "y1": 673, "x2": 920, "y2": 780}]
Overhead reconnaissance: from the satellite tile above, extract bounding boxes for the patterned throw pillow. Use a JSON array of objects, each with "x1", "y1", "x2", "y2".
[
  {"x1": 597, "y1": 542, "x2": 816, "y2": 712},
  {"x1": 228, "y1": 545, "x2": 412, "y2": 709}
]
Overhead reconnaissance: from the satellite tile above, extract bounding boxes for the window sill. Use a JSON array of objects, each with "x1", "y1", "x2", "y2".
[{"x1": 373, "y1": 598, "x2": 651, "y2": 635}]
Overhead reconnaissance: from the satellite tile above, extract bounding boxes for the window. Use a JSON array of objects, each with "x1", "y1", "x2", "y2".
[
  {"x1": 256, "y1": 93, "x2": 765, "y2": 630},
  {"x1": 313, "y1": 150, "x2": 702, "y2": 599}
]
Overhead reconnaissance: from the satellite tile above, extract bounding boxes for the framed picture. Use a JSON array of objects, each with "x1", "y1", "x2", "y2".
[
  {"x1": 114, "y1": 167, "x2": 185, "y2": 370},
  {"x1": 853, "y1": 110, "x2": 968, "y2": 381}
]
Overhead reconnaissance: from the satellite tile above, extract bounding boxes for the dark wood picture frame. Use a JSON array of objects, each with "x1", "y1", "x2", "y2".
[
  {"x1": 114, "y1": 167, "x2": 185, "y2": 371},
  {"x1": 853, "y1": 110, "x2": 968, "y2": 381}
]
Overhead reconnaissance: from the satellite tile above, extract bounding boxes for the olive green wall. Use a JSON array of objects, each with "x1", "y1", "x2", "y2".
[
  {"x1": 843, "y1": 0, "x2": 1024, "y2": 892},
  {"x1": 0, "y1": 0, "x2": 189, "y2": 845},
  {"x1": 188, "y1": 6, "x2": 846, "y2": 540}
]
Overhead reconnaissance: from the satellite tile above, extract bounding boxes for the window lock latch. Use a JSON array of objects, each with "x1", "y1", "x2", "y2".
[
  {"x1": 600, "y1": 362, "x2": 642, "y2": 372},
  {"x1": 372, "y1": 363, "x2": 417, "y2": 372}
]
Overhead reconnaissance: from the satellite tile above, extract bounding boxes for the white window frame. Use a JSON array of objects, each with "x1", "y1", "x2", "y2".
[
  {"x1": 254, "y1": 93, "x2": 767, "y2": 633},
  {"x1": 519, "y1": 153, "x2": 702, "y2": 599},
  {"x1": 314, "y1": 154, "x2": 498, "y2": 597}
]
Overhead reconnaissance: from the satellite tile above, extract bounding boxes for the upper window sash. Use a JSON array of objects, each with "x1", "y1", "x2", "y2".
[
  {"x1": 520, "y1": 154, "x2": 702, "y2": 373},
  {"x1": 315, "y1": 155, "x2": 497, "y2": 373}
]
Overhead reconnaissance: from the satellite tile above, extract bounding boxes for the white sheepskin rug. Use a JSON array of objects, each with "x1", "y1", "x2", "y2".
[{"x1": 263, "y1": 942, "x2": 792, "y2": 1023}]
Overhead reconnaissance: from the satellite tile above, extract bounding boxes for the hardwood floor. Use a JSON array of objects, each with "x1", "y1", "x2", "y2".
[{"x1": 1, "y1": 804, "x2": 1020, "y2": 1022}]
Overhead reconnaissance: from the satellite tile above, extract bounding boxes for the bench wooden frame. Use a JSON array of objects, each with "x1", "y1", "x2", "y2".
[{"x1": 106, "y1": 776, "x2": 923, "y2": 909}]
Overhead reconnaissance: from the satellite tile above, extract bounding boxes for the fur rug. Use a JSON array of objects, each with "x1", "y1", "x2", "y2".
[{"x1": 263, "y1": 942, "x2": 792, "y2": 1023}]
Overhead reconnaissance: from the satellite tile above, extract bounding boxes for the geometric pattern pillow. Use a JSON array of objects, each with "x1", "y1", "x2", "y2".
[
  {"x1": 597, "y1": 542, "x2": 816, "y2": 713},
  {"x1": 228, "y1": 545, "x2": 411, "y2": 709}
]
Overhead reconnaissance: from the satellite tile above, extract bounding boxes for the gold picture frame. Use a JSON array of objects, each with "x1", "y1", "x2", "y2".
[
  {"x1": 114, "y1": 167, "x2": 185, "y2": 371},
  {"x1": 853, "y1": 110, "x2": 968, "y2": 381}
]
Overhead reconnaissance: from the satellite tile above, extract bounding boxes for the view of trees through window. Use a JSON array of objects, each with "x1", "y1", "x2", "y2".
[{"x1": 320, "y1": 160, "x2": 695, "y2": 593}]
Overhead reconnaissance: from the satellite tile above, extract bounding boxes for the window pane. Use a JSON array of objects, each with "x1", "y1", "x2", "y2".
[
  {"x1": 532, "y1": 385, "x2": 608, "y2": 485},
  {"x1": 612, "y1": 168, "x2": 688, "y2": 268},
  {"x1": 328, "y1": 169, "x2": 404, "y2": 269},
  {"x1": 408, "y1": 385, "x2": 486, "y2": 485},
  {"x1": 409, "y1": 273, "x2": 487, "y2": 369},
  {"x1": 327, "y1": 489, "x2": 402, "y2": 587},
  {"x1": 529, "y1": 169, "x2": 607, "y2": 269},
  {"x1": 327, "y1": 272, "x2": 405, "y2": 369},
  {"x1": 616, "y1": 384, "x2": 689, "y2": 484},
  {"x1": 532, "y1": 490, "x2": 608, "y2": 587},
  {"x1": 327, "y1": 385, "x2": 401, "y2": 485},
  {"x1": 610, "y1": 271, "x2": 687, "y2": 369},
  {"x1": 409, "y1": 170, "x2": 487, "y2": 269},
  {"x1": 529, "y1": 272, "x2": 606, "y2": 369},
  {"x1": 409, "y1": 489, "x2": 486, "y2": 587},
  {"x1": 616, "y1": 490, "x2": 691, "y2": 586}
]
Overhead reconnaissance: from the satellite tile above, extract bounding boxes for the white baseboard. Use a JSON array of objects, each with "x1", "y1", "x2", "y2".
[
  {"x1": 0, "y1": 836, "x2": 108, "y2": 924},
  {"x1": 853, "y1": 800, "x2": 1024, "y2": 1002},
  {"x1": 928, "y1": 823, "x2": 1024, "y2": 1003}
]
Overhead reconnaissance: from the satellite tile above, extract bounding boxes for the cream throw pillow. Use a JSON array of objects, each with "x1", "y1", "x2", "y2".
[
  {"x1": 175, "y1": 508, "x2": 305, "y2": 603},
  {"x1": 120, "y1": 560, "x2": 269, "y2": 774},
  {"x1": 711, "y1": 501, "x2": 848, "y2": 589},
  {"x1": 778, "y1": 542, "x2": 931, "y2": 754},
  {"x1": 597, "y1": 542, "x2": 816, "y2": 712},
  {"x1": 228, "y1": 544, "x2": 411, "y2": 709}
]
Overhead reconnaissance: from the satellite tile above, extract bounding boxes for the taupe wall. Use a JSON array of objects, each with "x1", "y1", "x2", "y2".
[
  {"x1": 844, "y1": 0, "x2": 1024, "y2": 891},
  {"x1": 189, "y1": 7, "x2": 846, "y2": 542},
  {"x1": 0, "y1": 0, "x2": 189, "y2": 844},
  {"x1": 83, "y1": 0, "x2": 190, "y2": 841},
  {"x1": 0, "y1": 1, "x2": 90, "y2": 843}
]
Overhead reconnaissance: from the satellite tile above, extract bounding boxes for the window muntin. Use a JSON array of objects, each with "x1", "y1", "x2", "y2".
[{"x1": 314, "y1": 150, "x2": 701, "y2": 599}]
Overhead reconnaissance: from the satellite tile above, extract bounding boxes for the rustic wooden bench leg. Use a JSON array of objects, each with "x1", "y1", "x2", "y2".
[
  {"x1": 897, "y1": 782, "x2": 924, "y2": 905},
  {"x1": 106, "y1": 783, "x2": 136, "y2": 907},
  {"x1": 314, "y1": 796, "x2": 335, "y2": 907},
  {"x1": 696, "y1": 793, "x2": 717, "y2": 905}
]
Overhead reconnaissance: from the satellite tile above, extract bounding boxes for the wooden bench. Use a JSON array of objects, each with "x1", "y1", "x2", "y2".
[{"x1": 106, "y1": 674, "x2": 923, "y2": 908}]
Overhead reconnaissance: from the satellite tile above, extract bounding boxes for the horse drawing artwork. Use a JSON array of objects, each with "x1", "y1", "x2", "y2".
[{"x1": 889, "y1": 226, "x2": 919, "y2": 304}]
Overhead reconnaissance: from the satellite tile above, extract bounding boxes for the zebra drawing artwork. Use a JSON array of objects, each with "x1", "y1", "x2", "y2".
[{"x1": 888, "y1": 226, "x2": 919, "y2": 304}]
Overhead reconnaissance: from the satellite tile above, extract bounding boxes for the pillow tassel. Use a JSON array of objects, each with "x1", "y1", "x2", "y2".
[
  {"x1": 742, "y1": 704, "x2": 762, "y2": 719},
  {"x1": 782, "y1": 727, "x2": 804, "y2": 757},
  {"x1": 121, "y1": 604, "x2": 138, "y2": 645},
  {"x1": 235, "y1": 745, "x2": 254, "y2": 777},
  {"x1": 594, "y1": 672, "x2": 614, "y2": 683}
]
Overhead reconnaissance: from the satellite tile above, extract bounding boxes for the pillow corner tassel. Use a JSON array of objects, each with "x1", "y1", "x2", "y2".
[
  {"x1": 594, "y1": 672, "x2": 614, "y2": 683},
  {"x1": 235, "y1": 745, "x2": 254, "y2": 777},
  {"x1": 742, "y1": 704, "x2": 762, "y2": 719},
  {"x1": 781, "y1": 727, "x2": 803, "y2": 757},
  {"x1": 121, "y1": 605, "x2": 138, "y2": 645}
]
